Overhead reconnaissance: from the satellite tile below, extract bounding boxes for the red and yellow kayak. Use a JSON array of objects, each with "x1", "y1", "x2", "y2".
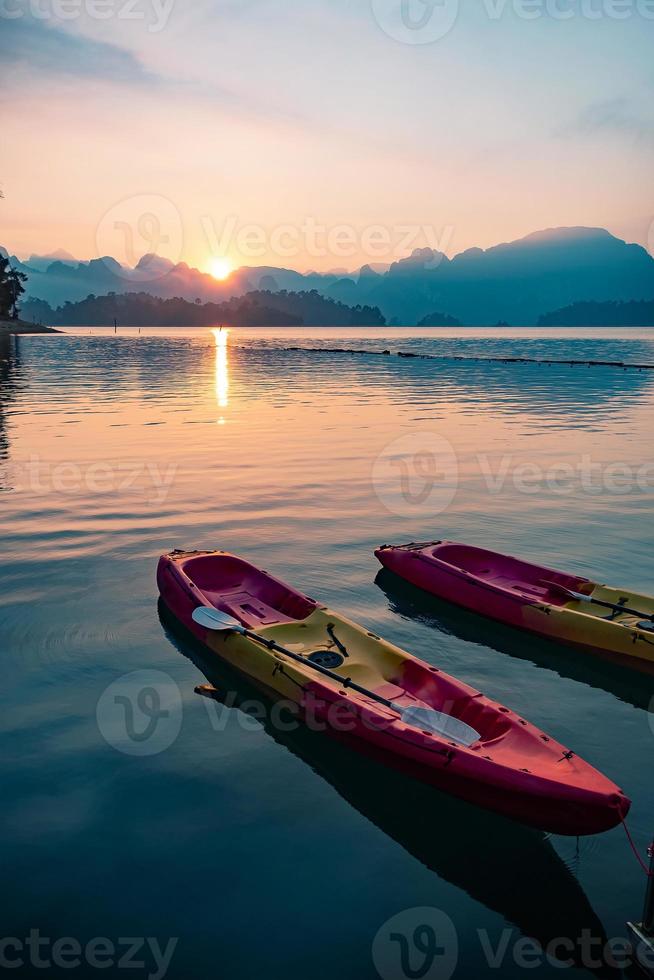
[
  {"x1": 158, "y1": 549, "x2": 630, "y2": 836},
  {"x1": 375, "y1": 540, "x2": 654, "y2": 671}
]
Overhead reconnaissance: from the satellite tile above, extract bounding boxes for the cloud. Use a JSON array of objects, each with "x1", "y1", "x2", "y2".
[
  {"x1": 559, "y1": 97, "x2": 654, "y2": 145},
  {"x1": 0, "y1": 13, "x2": 309, "y2": 129},
  {"x1": 0, "y1": 17, "x2": 156, "y2": 83}
]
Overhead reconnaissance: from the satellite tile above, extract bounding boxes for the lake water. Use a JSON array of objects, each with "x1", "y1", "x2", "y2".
[{"x1": 2, "y1": 326, "x2": 654, "y2": 979}]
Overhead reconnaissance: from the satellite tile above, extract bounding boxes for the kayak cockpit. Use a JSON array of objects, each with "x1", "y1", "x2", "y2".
[
  {"x1": 427, "y1": 542, "x2": 594, "y2": 606},
  {"x1": 393, "y1": 657, "x2": 513, "y2": 744},
  {"x1": 177, "y1": 552, "x2": 320, "y2": 628}
]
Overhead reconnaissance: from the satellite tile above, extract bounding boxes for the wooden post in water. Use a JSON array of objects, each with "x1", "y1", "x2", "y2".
[
  {"x1": 628, "y1": 841, "x2": 654, "y2": 976},
  {"x1": 644, "y1": 845, "x2": 654, "y2": 935}
]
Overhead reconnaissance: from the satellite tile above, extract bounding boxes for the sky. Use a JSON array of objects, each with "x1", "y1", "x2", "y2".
[{"x1": 1, "y1": 0, "x2": 653, "y2": 274}]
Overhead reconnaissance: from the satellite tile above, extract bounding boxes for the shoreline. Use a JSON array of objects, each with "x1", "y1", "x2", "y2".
[{"x1": 0, "y1": 319, "x2": 61, "y2": 335}]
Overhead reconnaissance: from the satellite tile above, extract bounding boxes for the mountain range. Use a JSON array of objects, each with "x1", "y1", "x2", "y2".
[{"x1": 5, "y1": 226, "x2": 654, "y2": 326}]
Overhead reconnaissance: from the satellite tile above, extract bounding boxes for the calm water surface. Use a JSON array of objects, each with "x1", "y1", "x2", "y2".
[{"x1": 2, "y1": 327, "x2": 654, "y2": 979}]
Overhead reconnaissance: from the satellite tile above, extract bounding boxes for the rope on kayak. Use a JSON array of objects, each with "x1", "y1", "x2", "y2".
[{"x1": 622, "y1": 819, "x2": 654, "y2": 877}]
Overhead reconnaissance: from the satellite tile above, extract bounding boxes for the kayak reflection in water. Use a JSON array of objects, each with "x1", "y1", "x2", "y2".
[{"x1": 159, "y1": 599, "x2": 616, "y2": 977}]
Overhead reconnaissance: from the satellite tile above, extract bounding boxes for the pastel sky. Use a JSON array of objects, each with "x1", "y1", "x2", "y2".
[{"x1": 2, "y1": 0, "x2": 653, "y2": 272}]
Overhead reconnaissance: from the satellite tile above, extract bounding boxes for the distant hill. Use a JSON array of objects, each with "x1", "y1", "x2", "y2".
[
  {"x1": 416, "y1": 311, "x2": 462, "y2": 327},
  {"x1": 538, "y1": 299, "x2": 654, "y2": 327},
  {"x1": 21, "y1": 290, "x2": 386, "y2": 328},
  {"x1": 9, "y1": 226, "x2": 654, "y2": 325}
]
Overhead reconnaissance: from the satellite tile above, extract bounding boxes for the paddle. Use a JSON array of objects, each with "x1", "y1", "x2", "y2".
[
  {"x1": 542, "y1": 581, "x2": 654, "y2": 622},
  {"x1": 191, "y1": 606, "x2": 481, "y2": 747}
]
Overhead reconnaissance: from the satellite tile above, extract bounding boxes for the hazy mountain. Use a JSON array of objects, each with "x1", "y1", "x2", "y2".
[
  {"x1": 25, "y1": 248, "x2": 77, "y2": 272},
  {"x1": 7, "y1": 250, "x2": 349, "y2": 309},
  {"x1": 7, "y1": 226, "x2": 654, "y2": 325},
  {"x1": 329, "y1": 227, "x2": 654, "y2": 325}
]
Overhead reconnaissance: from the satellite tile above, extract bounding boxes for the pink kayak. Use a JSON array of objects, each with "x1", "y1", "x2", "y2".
[
  {"x1": 158, "y1": 549, "x2": 630, "y2": 835},
  {"x1": 375, "y1": 540, "x2": 654, "y2": 671}
]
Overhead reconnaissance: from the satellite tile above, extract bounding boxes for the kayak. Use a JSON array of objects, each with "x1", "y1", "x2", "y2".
[
  {"x1": 375, "y1": 540, "x2": 654, "y2": 671},
  {"x1": 157, "y1": 549, "x2": 629, "y2": 835}
]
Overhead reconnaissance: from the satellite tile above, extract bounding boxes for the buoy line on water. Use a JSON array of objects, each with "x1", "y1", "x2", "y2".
[{"x1": 231, "y1": 343, "x2": 654, "y2": 372}]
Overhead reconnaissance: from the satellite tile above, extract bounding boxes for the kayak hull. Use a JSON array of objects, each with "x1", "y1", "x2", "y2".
[
  {"x1": 158, "y1": 550, "x2": 630, "y2": 836},
  {"x1": 375, "y1": 541, "x2": 654, "y2": 672}
]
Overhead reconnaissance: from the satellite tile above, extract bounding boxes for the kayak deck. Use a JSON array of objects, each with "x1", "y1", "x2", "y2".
[
  {"x1": 375, "y1": 541, "x2": 654, "y2": 669},
  {"x1": 165, "y1": 551, "x2": 503, "y2": 739},
  {"x1": 258, "y1": 606, "x2": 514, "y2": 743}
]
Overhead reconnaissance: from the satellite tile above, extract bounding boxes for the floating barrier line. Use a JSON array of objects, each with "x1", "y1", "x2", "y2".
[{"x1": 233, "y1": 343, "x2": 654, "y2": 372}]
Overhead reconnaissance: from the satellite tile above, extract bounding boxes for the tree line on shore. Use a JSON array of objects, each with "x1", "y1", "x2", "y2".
[
  {"x1": 21, "y1": 289, "x2": 387, "y2": 327},
  {"x1": 15, "y1": 282, "x2": 654, "y2": 329}
]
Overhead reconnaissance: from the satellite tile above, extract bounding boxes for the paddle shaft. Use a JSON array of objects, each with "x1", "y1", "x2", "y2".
[
  {"x1": 195, "y1": 607, "x2": 480, "y2": 745},
  {"x1": 584, "y1": 597, "x2": 654, "y2": 620},
  {"x1": 543, "y1": 582, "x2": 653, "y2": 621},
  {"x1": 236, "y1": 625, "x2": 397, "y2": 710}
]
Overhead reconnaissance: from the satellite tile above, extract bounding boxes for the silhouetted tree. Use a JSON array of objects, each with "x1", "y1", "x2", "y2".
[{"x1": 0, "y1": 257, "x2": 27, "y2": 320}]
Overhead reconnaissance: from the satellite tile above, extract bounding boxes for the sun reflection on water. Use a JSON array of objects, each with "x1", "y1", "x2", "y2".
[{"x1": 211, "y1": 327, "x2": 229, "y2": 422}]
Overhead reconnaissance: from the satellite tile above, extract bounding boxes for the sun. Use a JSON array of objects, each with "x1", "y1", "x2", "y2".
[{"x1": 209, "y1": 257, "x2": 232, "y2": 281}]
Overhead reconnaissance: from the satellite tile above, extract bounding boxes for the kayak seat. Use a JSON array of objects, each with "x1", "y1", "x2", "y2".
[{"x1": 203, "y1": 589, "x2": 299, "y2": 628}]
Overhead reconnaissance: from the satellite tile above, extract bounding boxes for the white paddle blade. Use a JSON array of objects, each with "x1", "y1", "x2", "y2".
[
  {"x1": 192, "y1": 607, "x2": 244, "y2": 632},
  {"x1": 399, "y1": 706, "x2": 481, "y2": 747},
  {"x1": 541, "y1": 580, "x2": 588, "y2": 602}
]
